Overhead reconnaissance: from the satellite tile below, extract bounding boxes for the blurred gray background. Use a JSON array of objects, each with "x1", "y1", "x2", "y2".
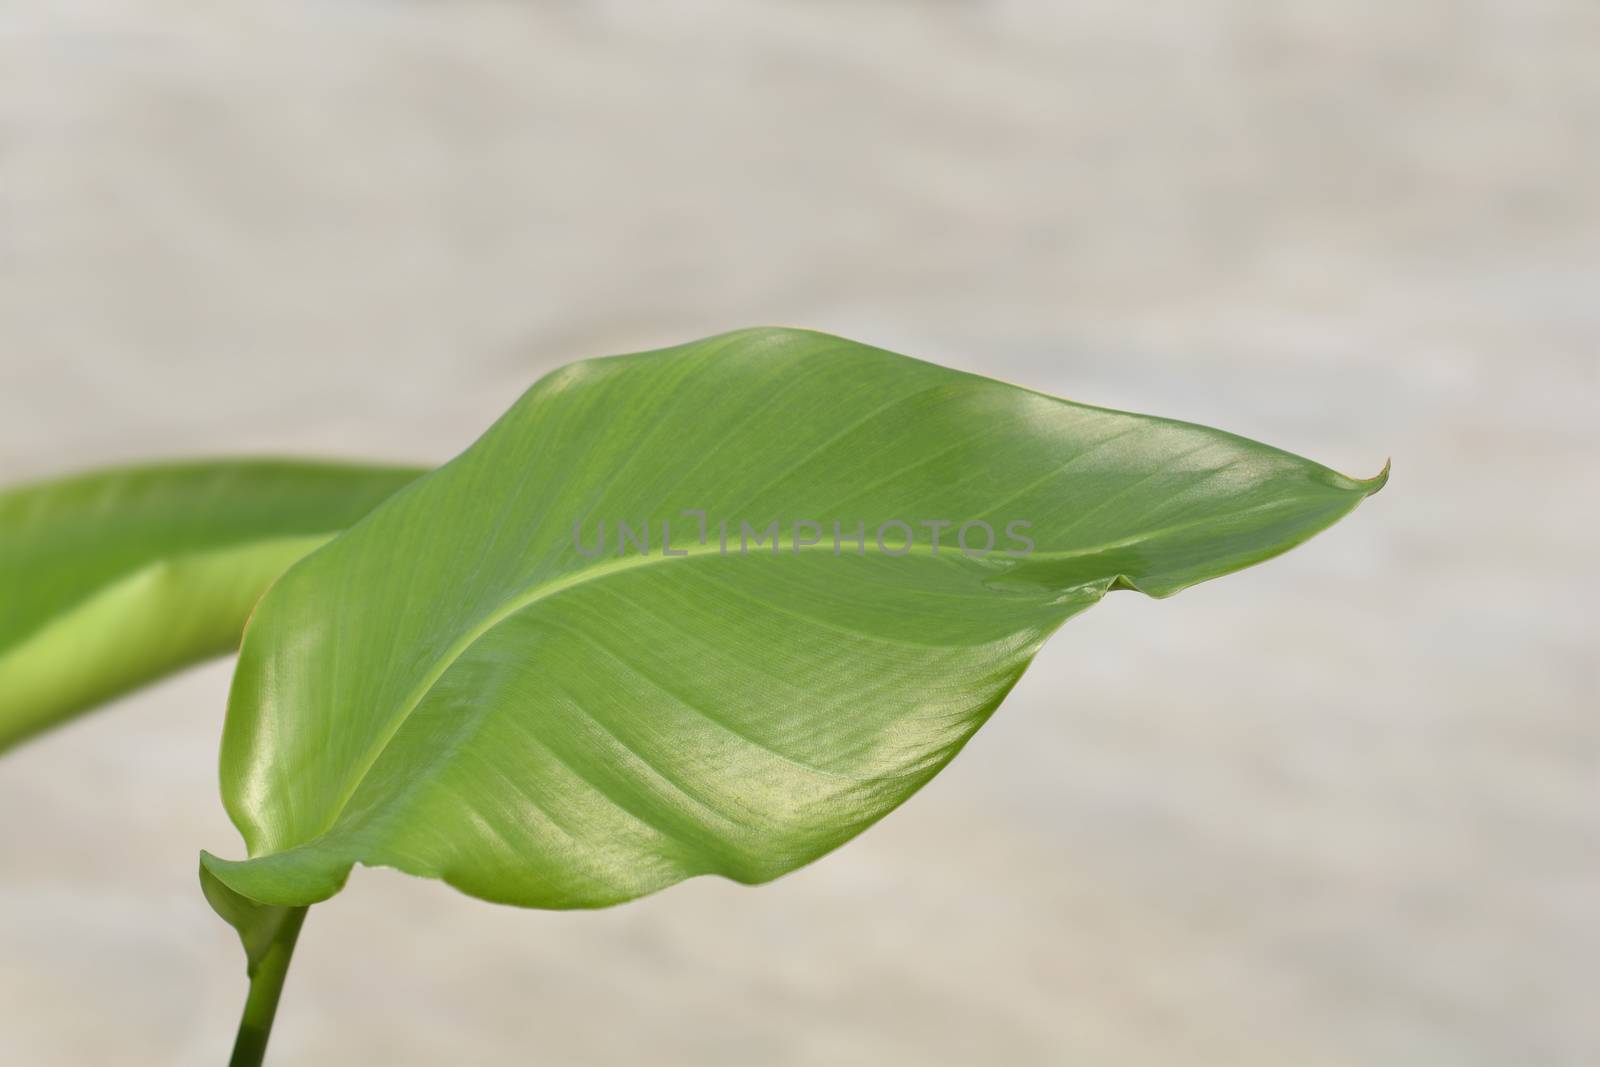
[{"x1": 1, "y1": 1, "x2": 1595, "y2": 1064}]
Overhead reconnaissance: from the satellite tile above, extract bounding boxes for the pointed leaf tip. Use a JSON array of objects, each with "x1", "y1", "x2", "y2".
[{"x1": 1363, "y1": 458, "x2": 1391, "y2": 495}]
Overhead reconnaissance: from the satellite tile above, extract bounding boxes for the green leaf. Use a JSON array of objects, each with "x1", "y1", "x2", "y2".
[
  {"x1": 0, "y1": 459, "x2": 424, "y2": 751},
  {"x1": 202, "y1": 328, "x2": 1385, "y2": 913}
]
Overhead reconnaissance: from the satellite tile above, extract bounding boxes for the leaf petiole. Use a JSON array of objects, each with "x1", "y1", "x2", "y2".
[{"x1": 227, "y1": 905, "x2": 308, "y2": 1067}]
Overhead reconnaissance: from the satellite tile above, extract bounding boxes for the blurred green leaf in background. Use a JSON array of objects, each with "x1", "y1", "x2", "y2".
[{"x1": 0, "y1": 459, "x2": 423, "y2": 751}]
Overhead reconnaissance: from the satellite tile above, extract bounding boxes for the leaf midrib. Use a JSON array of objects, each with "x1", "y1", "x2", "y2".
[{"x1": 302, "y1": 491, "x2": 1324, "y2": 845}]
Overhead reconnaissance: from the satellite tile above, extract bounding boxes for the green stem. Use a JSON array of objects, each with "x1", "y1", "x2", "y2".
[{"x1": 228, "y1": 906, "x2": 308, "y2": 1067}]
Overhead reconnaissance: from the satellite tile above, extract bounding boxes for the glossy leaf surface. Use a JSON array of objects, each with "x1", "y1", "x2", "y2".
[
  {"x1": 203, "y1": 328, "x2": 1385, "y2": 912},
  {"x1": 0, "y1": 460, "x2": 423, "y2": 750}
]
